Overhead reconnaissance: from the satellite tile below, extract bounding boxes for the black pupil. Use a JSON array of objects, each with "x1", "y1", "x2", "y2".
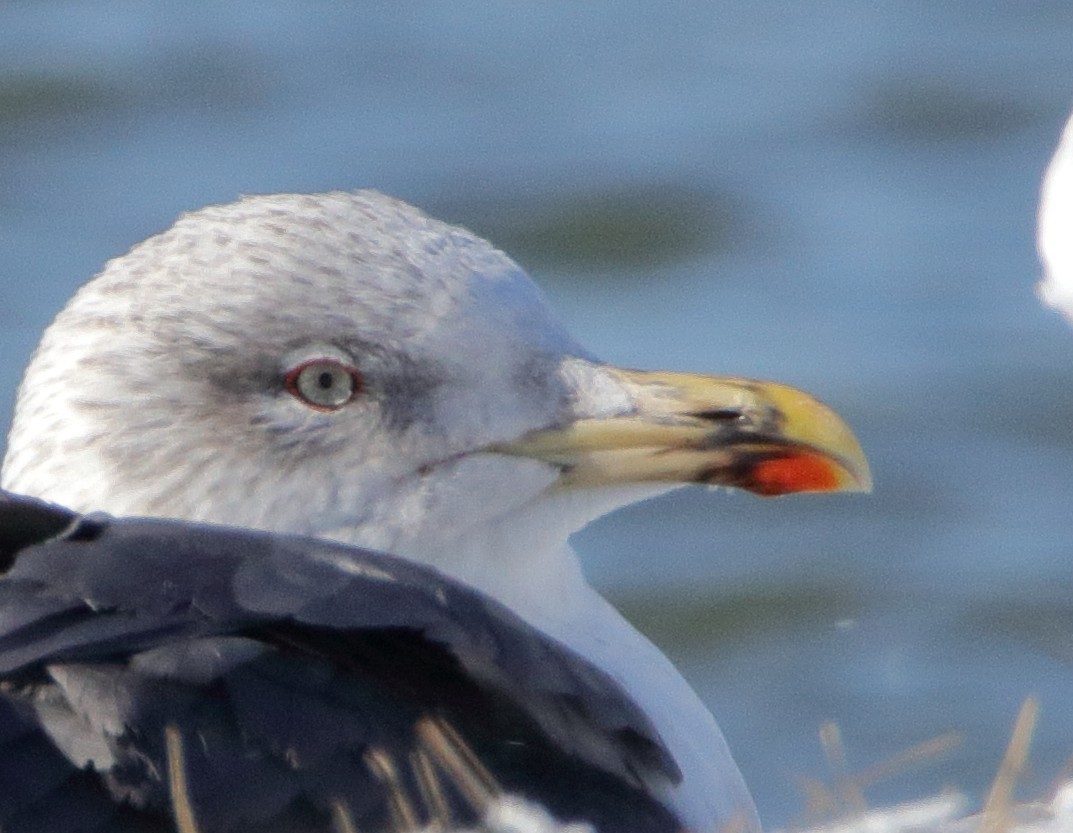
[{"x1": 317, "y1": 370, "x2": 335, "y2": 389}]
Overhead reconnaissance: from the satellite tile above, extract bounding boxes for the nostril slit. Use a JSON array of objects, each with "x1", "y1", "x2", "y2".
[{"x1": 692, "y1": 409, "x2": 744, "y2": 423}]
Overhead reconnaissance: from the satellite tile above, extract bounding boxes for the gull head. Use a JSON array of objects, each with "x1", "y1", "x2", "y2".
[{"x1": 2, "y1": 191, "x2": 869, "y2": 592}]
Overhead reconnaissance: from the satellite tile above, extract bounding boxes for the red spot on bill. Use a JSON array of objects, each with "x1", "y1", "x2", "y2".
[{"x1": 749, "y1": 452, "x2": 842, "y2": 496}]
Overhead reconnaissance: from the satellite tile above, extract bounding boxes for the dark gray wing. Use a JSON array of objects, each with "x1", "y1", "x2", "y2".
[{"x1": 0, "y1": 491, "x2": 681, "y2": 833}]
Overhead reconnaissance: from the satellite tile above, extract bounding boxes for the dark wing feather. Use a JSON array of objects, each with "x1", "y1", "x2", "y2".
[
  {"x1": 0, "y1": 491, "x2": 681, "y2": 833},
  {"x1": 0, "y1": 492, "x2": 75, "y2": 572}
]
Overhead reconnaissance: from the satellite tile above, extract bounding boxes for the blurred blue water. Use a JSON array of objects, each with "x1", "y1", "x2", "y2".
[{"x1": 2, "y1": 2, "x2": 1073, "y2": 827}]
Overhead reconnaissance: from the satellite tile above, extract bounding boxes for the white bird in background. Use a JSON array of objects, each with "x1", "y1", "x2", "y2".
[
  {"x1": 0, "y1": 191, "x2": 870, "y2": 832},
  {"x1": 1039, "y1": 109, "x2": 1073, "y2": 319}
]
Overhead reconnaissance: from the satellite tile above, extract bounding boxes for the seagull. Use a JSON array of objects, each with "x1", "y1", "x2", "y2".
[
  {"x1": 0, "y1": 191, "x2": 870, "y2": 832},
  {"x1": 1039, "y1": 109, "x2": 1073, "y2": 318}
]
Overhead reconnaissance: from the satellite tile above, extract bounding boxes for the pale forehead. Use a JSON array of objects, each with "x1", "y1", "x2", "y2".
[
  {"x1": 100, "y1": 191, "x2": 513, "y2": 309},
  {"x1": 69, "y1": 190, "x2": 571, "y2": 356}
]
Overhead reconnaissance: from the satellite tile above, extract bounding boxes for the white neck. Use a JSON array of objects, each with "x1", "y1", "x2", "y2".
[
  {"x1": 384, "y1": 481, "x2": 760, "y2": 833},
  {"x1": 371, "y1": 480, "x2": 673, "y2": 632}
]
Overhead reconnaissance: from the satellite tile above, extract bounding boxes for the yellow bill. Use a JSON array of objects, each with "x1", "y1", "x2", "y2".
[{"x1": 493, "y1": 368, "x2": 871, "y2": 497}]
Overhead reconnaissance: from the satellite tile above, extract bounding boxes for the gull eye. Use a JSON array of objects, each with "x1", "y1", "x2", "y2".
[{"x1": 285, "y1": 360, "x2": 361, "y2": 411}]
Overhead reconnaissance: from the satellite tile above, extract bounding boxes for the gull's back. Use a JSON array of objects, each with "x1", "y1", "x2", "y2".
[{"x1": 0, "y1": 491, "x2": 682, "y2": 833}]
